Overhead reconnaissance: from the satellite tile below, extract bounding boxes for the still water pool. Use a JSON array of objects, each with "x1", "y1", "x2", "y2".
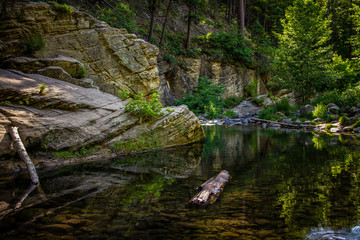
[{"x1": 1, "y1": 126, "x2": 360, "y2": 239}]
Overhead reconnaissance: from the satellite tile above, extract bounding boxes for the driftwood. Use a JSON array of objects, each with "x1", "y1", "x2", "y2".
[
  {"x1": 189, "y1": 170, "x2": 230, "y2": 205},
  {"x1": 9, "y1": 126, "x2": 39, "y2": 185}
]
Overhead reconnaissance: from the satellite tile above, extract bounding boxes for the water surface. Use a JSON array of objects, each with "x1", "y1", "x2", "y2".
[{"x1": 1, "y1": 126, "x2": 360, "y2": 239}]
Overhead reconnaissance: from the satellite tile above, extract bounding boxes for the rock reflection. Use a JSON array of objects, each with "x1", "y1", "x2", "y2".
[{"x1": 110, "y1": 142, "x2": 204, "y2": 179}]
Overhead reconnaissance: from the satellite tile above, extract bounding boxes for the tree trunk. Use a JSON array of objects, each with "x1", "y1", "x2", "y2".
[
  {"x1": 147, "y1": 0, "x2": 157, "y2": 41},
  {"x1": 159, "y1": 0, "x2": 172, "y2": 46},
  {"x1": 9, "y1": 126, "x2": 39, "y2": 185},
  {"x1": 189, "y1": 170, "x2": 231, "y2": 205},
  {"x1": 185, "y1": 5, "x2": 192, "y2": 49},
  {"x1": 238, "y1": 0, "x2": 245, "y2": 35}
]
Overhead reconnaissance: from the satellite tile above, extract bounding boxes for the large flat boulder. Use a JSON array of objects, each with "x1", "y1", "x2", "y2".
[{"x1": 0, "y1": 69, "x2": 204, "y2": 173}]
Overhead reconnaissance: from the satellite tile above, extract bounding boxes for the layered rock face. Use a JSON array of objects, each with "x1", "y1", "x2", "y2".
[
  {"x1": 0, "y1": 69, "x2": 204, "y2": 172},
  {"x1": 159, "y1": 57, "x2": 268, "y2": 105},
  {"x1": 0, "y1": 1, "x2": 159, "y2": 96}
]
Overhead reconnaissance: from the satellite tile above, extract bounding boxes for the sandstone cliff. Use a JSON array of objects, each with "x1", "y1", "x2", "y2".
[
  {"x1": 0, "y1": 1, "x2": 159, "y2": 96},
  {"x1": 158, "y1": 57, "x2": 269, "y2": 105}
]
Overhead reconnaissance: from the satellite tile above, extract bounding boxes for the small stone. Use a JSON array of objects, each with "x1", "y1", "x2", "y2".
[
  {"x1": 304, "y1": 120, "x2": 311, "y2": 124},
  {"x1": 354, "y1": 127, "x2": 360, "y2": 133},
  {"x1": 295, "y1": 119, "x2": 301, "y2": 124},
  {"x1": 314, "y1": 118, "x2": 322, "y2": 122}
]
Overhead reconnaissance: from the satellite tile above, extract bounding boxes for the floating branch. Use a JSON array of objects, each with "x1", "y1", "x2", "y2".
[{"x1": 189, "y1": 170, "x2": 230, "y2": 205}]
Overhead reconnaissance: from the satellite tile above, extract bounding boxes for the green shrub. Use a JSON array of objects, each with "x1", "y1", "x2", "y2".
[
  {"x1": 339, "y1": 115, "x2": 350, "y2": 126},
  {"x1": 195, "y1": 32, "x2": 253, "y2": 64},
  {"x1": 23, "y1": 34, "x2": 46, "y2": 54},
  {"x1": 274, "y1": 97, "x2": 292, "y2": 116},
  {"x1": 111, "y1": 134, "x2": 160, "y2": 153},
  {"x1": 50, "y1": 1, "x2": 73, "y2": 14},
  {"x1": 163, "y1": 53, "x2": 176, "y2": 65},
  {"x1": 312, "y1": 85, "x2": 360, "y2": 108},
  {"x1": 223, "y1": 109, "x2": 236, "y2": 118},
  {"x1": 38, "y1": 83, "x2": 47, "y2": 95},
  {"x1": 175, "y1": 77, "x2": 224, "y2": 115},
  {"x1": 74, "y1": 66, "x2": 86, "y2": 79},
  {"x1": 124, "y1": 90, "x2": 170, "y2": 122},
  {"x1": 205, "y1": 102, "x2": 221, "y2": 119},
  {"x1": 258, "y1": 108, "x2": 281, "y2": 121},
  {"x1": 119, "y1": 89, "x2": 130, "y2": 101},
  {"x1": 244, "y1": 79, "x2": 258, "y2": 97},
  {"x1": 312, "y1": 103, "x2": 327, "y2": 119},
  {"x1": 98, "y1": 3, "x2": 139, "y2": 33}
]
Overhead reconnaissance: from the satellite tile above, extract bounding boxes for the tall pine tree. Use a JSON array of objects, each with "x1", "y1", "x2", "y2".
[{"x1": 275, "y1": 0, "x2": 335, "y2": 102}]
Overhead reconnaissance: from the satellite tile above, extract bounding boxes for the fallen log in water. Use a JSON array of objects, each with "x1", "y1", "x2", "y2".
[{"x1": 189, "y1": 170, "x2": 230, "y2": 205}]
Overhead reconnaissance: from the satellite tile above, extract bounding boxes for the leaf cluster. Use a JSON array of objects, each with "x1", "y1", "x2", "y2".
[
  {"x1": 124, "y1": 90, "x2": 170, "y2": 122},
  {"x1": 23, "y1": 34, "x2": 46, "y2": 54},
  {"x1": 98, "y1": 3, "x2": 142, "y2": 34},
  {"x1": 195, "y1": 32, "x2": 252, "y2": 64},
  {"x1": 175, "y1": 77, "x2": 224, "y2": 116}
]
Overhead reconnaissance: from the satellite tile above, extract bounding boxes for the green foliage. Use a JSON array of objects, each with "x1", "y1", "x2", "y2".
[
  {"x1": 195, "y1": 32, "x2": 253, "y2": 64},
  {"x1": 339, "y1": 115, "x2": 350, "y2": 126},
  {"x1": 244, "y1": 79, "x2": 258, "y2": 97},
  {"x1": 223, "y1": 109, "x2": 236, "y2": 118},
  {"x1": 124, "y1": 90, "x2": 169, "y2": 122},
  {"x1": 205, "y1": 102, "x2": 221, "y2": 119},
  {"x1": 274, "y1": 97, "x2": 292, "y2": 116},
  {"x1": 38, "y1": 83, "x2": 47, "y2": 95},
  {"x1": 23, "y1": 34, "x2": 46, "y2": 54},
  {"x1": 53, "y1": 145, "x2": 100, "y2": 159},
  {"x1": 258, "y1": 108, "x2": 280, "y2": 121},
  {"x1": 111, "y1": 134, "x2": 161, "y2": 153},
  {"x1": 98, "y1": 3, "x2": 140, "y2": 33},
  {"x1": 74, "y1": 66, "x2": 86, "y2": 79},
  {"x1": 312, "y1": 84, "x2": 360, "y2": 108},
  {"x1": 258, "y1": 97, "x2": 292, "y2": 121},
  {"x1": 50, "y1": 1, "x2": 73, "y2": 14},
  {"x1": 175, "y1": 77, "x2": 224, "y2": 115},
  {"x1": 223, "y1": 96, "x2": 244, "y2": 109},
  {"x1": 274, "y1": 0, "x2": 335, "y2": 102},
  {"x1": 119, "y1": 89, "x2": 130, "y2": 101},
  {"x1": 163, "y1": 53, "x2": 176, "y2": 65},
  {"x1": 312, "y1": 103, "x2": 327, "y2": 119}
]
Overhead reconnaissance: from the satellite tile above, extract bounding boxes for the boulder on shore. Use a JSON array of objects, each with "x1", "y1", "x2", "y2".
[{"x1": 0, "y1": 69, "x2": 204, "y2": 173}]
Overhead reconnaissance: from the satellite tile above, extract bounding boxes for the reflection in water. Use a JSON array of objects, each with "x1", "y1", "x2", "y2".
[{"x1": 0, "y1": 126, "x2": 360, "y2": 239}]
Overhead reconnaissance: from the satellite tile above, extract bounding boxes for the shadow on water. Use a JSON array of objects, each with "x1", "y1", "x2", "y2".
[{"x1": 1, "y1": 126, "x2": 360, "y2": 239}]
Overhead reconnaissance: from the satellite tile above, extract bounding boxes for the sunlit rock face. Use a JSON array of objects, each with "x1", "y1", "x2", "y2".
[
  {"x1": 158, "y1": 57, "x2": 268, "y2": 105},
  {"x1": 0, "y1": 69, "x2": 204, "y2": 173},
  {"x1": 0, "y1": 1, "x2": 159, "y2": 96}
]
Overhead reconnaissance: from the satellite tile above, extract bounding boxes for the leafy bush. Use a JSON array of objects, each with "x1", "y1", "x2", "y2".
[
  {"x1": 244, "y1": 79, "x2": 258, "y2": 97},
  {"x1": 175, "y1": 77, "x2": 224, "y2": 115},
  {"x1": 23, "y1": 34, "x2": 46, "y2": 54},
  {"x1": 258, "y1": 98, "x2": 292, "y2": 121},
  {"x1": 50, "y1": 1, "x2": 73, "y2": 14},
  {"x1": 258, "y1": 108, "x2": 281, "y2": 121},
  {"x1": 205, "y1": 102, "x2": 221, "y2": 119},
  {"x1": 195, "y1": 32, "x2": 253, "y2": 64},
  {"x1": 38, "y1": 82, "x2": 47, "y2": 95},
  {"x1": 312, "y1": 103, "x2": 327, "y2": 119},
  {"x1": 74, "y1": 66, "x2": 86, "y2": 79},
  {"x1": 274, "y1": 97, "x2": 292, "y2": 116},
  {"x1": 223, "y1": 109, "x2": 236, "y2": 118},
  {"x1": 98, "y1": 3, "x2": 139, "y2": 33},
  {"x1": 339, "y1": 115, "x2": 350, "y2": 126},
  {"x1": 119, "y1": 89, "x2": 130, "y2": 101},
  {"x1": 124, "y1": 90, "x2": 170, "y2": 122}
]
